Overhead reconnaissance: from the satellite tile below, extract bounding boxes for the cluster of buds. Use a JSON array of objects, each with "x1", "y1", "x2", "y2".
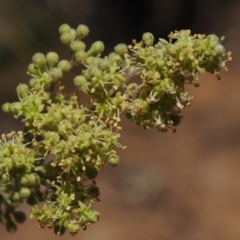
[
  {"x1": 0, "y1": 23, "x2": 231, "y2": 235},
  {"x1": 125, "y1": 30, "x2": 231, "y2": 131}
]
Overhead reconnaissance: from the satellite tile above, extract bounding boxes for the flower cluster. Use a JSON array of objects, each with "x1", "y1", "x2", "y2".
[
  {"x1": 0, "y1": 23, "x2": 231, "y2": 235},
  {"x1": 125, "y1": 30, "x2": 231, "y2": 131}
]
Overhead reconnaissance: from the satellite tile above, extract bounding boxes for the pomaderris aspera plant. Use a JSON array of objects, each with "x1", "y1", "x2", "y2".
[{"x1": 0, "y1": 24, "x2": 231, "y2": 235}]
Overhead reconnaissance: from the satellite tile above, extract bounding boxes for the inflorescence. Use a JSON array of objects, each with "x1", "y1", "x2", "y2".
[{"x1": 0, "y1": 24, "x2": 231, "y2": 235}]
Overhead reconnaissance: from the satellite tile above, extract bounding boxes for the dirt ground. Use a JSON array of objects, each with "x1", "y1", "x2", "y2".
[{"x1": 1, "y1": 1, "x2": 240, "y2": 240}]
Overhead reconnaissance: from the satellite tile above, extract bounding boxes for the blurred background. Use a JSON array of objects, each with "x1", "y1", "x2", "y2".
[{"x1": 0, "y1": 0, "x2": 240, "y2": 239}]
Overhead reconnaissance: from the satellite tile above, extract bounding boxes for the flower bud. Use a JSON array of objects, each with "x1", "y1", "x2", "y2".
[
  {"x1": 58, "y1": 60, "x2": 71, "y2": 73},
  {"x1": 108, "y1": 52, "x2": 121, "y2": 64},
  {"x1": 70, "y1": 29, "x2": 77, "y2": 40},
  {"x1": 107, "y1": 154, "x2": 120, "y2": 166},
  {"x1": 76, "y1": 24, "x2": 89, "y2": 39},
  {"x1": 85, "y1": 210, "x2": 99, "y2": 223},
  {"x1": 1, "y1": 173, "x2": 10, "y2": 183},
  {"x1": 20, "y1": 173, "x2": 40, "y2": 186},
  {"x1": 85, "y1": 166, "x2": 98, "y2": 179},
  {"x1": 87, "y1": 186, "x2": 100, "y2": 198},
  {"x1": 29, "y1": 81, "x2": 41, "y2": 92},
  {"x1": 16, "y1": 84, "x2": 29, "y2": 98},
  {"x1": 2, "y1": 147, "x2": 11, "y2": 157},
  {"x1": 91, "y1": 67, "x2": 102, "y2": 79},
  {"x1": 2, "y1": 102, "x2": 12, "y2": 113},
  {"x1": 88, "y1": 41, "x2": 105, "y2": 56},
  {"x1": 66, "y1": 221, "x2": 80, "y2": 235},
  {"x1": 142, "y1": 32, "x2": 154, "y2": 46},
  {"x1": 86, "y1": 56, "x2": 100, "y2": 66},
  {"x1": 157, "y1": 59, "x2": 166, "y2": 69},
  {"x1": 70, "y1": 41, "x2": 86, "y2": 53},
  {"x1": 98, "y1": 59, "x2": 110, "y2": 71},
  {"x1": 12, "y1": 192, "x2": 21, "y2": 202},
  {"x1": 27, "y1": 63, "x2": 37, "y2": 75},
  {"x1": 73, "y1": 75, "x2": 87, "y2": 87},
  {"x1": 48, "y1": 67, "x2": 63, "y2": 81},
  {"x1": 60, "y1": 32, "x2": 74, "y2": 45},
  {"x1": 59, "y1": 24, "x2": 71, "y2": 34},
  {"x1": 207, "y1": 34, "x2": 219, "y2": 46},
  {"x1": 30, "y1": 82, "x2": 41, "y2": 91},
  {"x1": 214, "y1": 44, "x2": 225, "y2": 55},
  {"x1": 114, "y1": 43, "x2": 128, "y2": 55},
  {"x1": 19, "y1": 187, "x2": 31, "y2": 199},
  {"x1": 32, "y1": 53, "x2": 46, "y2": 67},
  {"x1": 46, "y1": 52, "x2": 59, "y2": 67},
  {"x1": 75, "y1": 50, "x2": 88, "y2": 63},
  {"x1": 11, "y1": 102, "x2": 22, "y2": 113},
  {"x1": 52, "y1": 111, "x2": 62, "y2": 122}
]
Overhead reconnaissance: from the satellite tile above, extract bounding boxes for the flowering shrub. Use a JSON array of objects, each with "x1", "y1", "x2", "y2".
[{"x1": 0, "y1": 24, "x2": 231, "y2": 235}]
